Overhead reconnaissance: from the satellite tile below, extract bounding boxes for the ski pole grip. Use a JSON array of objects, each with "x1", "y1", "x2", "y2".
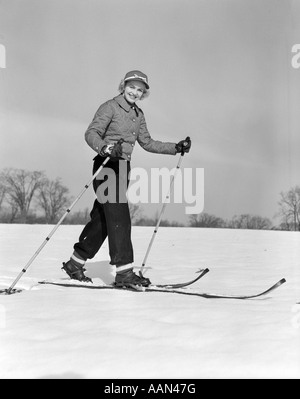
[{"x1": 181, "y1": 136, "x2": 190, "y2": 156}]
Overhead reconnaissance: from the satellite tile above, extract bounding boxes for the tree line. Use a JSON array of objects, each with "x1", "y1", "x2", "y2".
[
  {"x1": 0, "y1": 168, "x2": 72, "y2": 224},
  {"x1": 0, "y1": 168, "x2": 299, "y2": 231}
]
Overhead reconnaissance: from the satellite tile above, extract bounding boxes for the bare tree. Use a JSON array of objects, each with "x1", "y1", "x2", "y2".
[
  {"x1": 0, "y1": 177, "x2": 6, "y2": 210},
  {"x1": 278, "y1": 186, "x2": 300, "y2": 231},
  {"x1": 229, "y1": 214, "x2": 272, "y2": 230},
  {"x1": 36, "y1": 177, "x2": 72, "y2": 223},
  {"x1": 189, "y1": 213, "x2": 225, "y2": 228},
  {"x1": 1, "y1": 168, "x2": 45, "y2": 223},
  {"x1": 66, "y1": 208, "x2": 90, "y2": 225}
]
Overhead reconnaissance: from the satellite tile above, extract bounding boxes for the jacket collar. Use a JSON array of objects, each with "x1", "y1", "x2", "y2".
[{"x1": 114, "y1": 94, "x2": 141, "y2": 115}]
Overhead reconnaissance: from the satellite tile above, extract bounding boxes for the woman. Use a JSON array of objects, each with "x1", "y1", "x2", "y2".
[{"x1": 62, "y1": 70, "x2": 191, "y2": 287}]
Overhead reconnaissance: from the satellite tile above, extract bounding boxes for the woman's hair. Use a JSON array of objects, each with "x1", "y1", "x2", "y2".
[{"x1": 118, "y1": 79, "x2": 150, "y2": 100}]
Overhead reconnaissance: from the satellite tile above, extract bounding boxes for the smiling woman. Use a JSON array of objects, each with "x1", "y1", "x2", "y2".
[
  {"x1": 61, "y1": 69, "x2": 191, "y2": 287},
  {"x1": 118, "y1": 70, "x2": 150, "y2": 101},
  {"x1": 123, "y1": 81, "x2": 147, "y2": 103}
]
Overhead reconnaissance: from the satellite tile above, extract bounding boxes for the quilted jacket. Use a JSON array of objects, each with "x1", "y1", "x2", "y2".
[{"x1": 85, "y1": 94, "x2": 177, "y2": 161}]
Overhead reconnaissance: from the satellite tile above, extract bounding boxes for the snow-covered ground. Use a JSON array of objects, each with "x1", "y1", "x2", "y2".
[{"x1": 0, "y1": 224, "x2": 299, "y2": 379}]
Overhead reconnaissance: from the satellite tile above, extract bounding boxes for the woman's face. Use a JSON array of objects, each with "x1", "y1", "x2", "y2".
[{"x1": 123, "y1": 80, "x2": 146, "y2": 104}]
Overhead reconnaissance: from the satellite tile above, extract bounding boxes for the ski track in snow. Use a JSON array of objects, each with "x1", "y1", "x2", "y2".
[{"x1": 0, "y1": 224, "x2": 299, "y2": 379}]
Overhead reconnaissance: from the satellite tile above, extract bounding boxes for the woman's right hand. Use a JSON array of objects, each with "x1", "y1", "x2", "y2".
[{"x1": 100, "y1": 140, "x2": 123, "y2": 158}]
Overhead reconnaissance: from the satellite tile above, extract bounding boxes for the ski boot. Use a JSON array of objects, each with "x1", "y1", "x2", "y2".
[
  {"x1": 62, "y1": 260, "x2": 92, "y2": 283},
  {"x1": 115, "y1": 268, "x2": 151, "y2": 288}
]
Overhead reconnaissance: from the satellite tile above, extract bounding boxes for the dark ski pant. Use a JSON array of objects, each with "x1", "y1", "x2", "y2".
[{"x1": 73, "y1": 156, "x2": 133, "y2": 266}]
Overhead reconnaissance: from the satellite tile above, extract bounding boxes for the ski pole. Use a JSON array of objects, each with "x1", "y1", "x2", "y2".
[
  {"x1": 139, "y1": 137, "x2": 190, "y2": 278},
  {"x1": 1, "y1": 154, "x2": 113, "y2": 295}
]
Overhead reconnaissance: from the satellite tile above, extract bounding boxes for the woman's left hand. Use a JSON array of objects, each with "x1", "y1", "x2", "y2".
[{"x1": 175, "y1": 137, "x2": 191, "y2": 154}]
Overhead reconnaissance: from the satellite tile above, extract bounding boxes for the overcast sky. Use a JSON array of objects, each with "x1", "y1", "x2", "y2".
[{"x1": 1, "y1": 0, "x2": 300, "y2": 224}]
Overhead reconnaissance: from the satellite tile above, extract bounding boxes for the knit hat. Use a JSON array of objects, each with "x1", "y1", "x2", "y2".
[{"x1": 124, "y1": 70, "x2": 150, "y2": 89}]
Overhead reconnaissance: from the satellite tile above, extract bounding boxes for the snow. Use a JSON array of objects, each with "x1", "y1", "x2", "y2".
[{"x1": 0, "y1": 224, "x2": 299, "y2": 379}]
